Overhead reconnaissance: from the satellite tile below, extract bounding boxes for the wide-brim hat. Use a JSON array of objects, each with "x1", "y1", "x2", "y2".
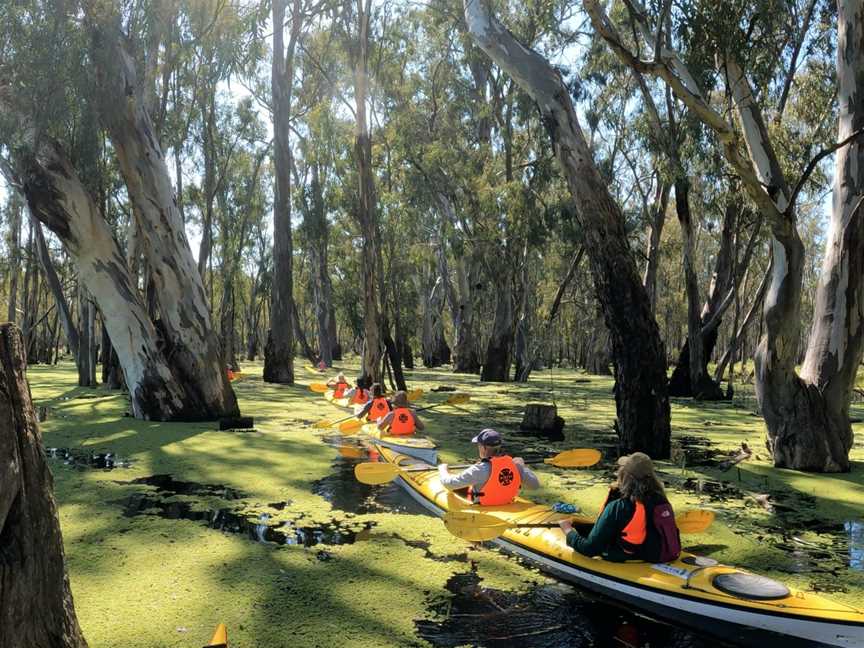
[{"x1": 617, "y1": 452, "x2": 655, "y2": 479}]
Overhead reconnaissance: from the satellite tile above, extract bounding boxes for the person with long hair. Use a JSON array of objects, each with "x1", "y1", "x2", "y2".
[{"x1": 559, "y1": 452, "x2": 679, "y2": 562}]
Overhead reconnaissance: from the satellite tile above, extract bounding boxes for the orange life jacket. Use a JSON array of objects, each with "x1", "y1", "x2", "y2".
[
  {"x1": 333, "y1": 381, "x2": 349, "y2": 398},
  {"x1": 368, "y1": 397, "x2": 391, "y2": 421},
  {"x1": 468, "y1": 456, "x2": 522, "y2": 506},
  {"x1": 388, "y1": 407, "x2": 415, "y2": 436},
  {"x1": 351, "y1": 388, "x2": 369, "y2": 405},
  {"x1": 620, "y1": 501, "x2": 648, "y2": 553}
]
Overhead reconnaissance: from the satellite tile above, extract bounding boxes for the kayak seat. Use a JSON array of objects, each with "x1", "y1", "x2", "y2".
[{"x1": 712, "y1": 572, "x2": 791, "y2": 601}]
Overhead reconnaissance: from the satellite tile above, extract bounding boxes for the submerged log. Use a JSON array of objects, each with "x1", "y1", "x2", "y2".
[{"x1": 0, "y1": 324, "x2": 88, "y2": 648}]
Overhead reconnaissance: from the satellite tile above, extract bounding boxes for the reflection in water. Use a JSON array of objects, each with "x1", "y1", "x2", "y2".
[
  {"x1": 848, "y1": 520, "x2": 864, "y2": 571},
  {"x1": 416, "y1": 569, "x2": 729, "y2": 648}
]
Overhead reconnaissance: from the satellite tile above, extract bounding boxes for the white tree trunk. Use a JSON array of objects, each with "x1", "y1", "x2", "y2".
[
  {"x1": 89, "y1": 20, "x2": 238, "y2": 419},
  {"x1": 3, "y1": 128, "x2": 190, "y2": 420}
]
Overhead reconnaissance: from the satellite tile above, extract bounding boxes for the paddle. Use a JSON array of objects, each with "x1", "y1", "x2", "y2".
[
  {"x1": 204, "y1": 623, "x2": 228, "y2": 648},
  {"x1": 309, "y1": 383, "x2": 330, "y2": 393},
  {"x1": 354, "y1": 448, "x2": 602, "y2": 485},
  {"x1": 314, "y1": 388, "x2": 426, "y2": 429},
  {"x1": 339, "y1": 393, "x2": 470, "y2": 435},
  {"x1": 443, "y1": 509, "x2": 716, "y2": 543}
]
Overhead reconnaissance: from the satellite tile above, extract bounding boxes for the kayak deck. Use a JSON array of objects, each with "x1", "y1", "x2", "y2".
[
  {"x1": 370, "y1": 444, "x2": 864, "y2": 648},
  {"x1": 362, "y1": 423, "x2": 437, "y2": 464},
  {"x1": 323, "y1": 390, "x2": 351, "y2": 409}
]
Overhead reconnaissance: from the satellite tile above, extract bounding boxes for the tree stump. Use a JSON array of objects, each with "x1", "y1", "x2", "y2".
[
  {"x1": 0, "y1": 324, "x2": 88, "y2": 648},
  {"x1": 520, "y1": 403, "x2": 565, "y2": 438}
]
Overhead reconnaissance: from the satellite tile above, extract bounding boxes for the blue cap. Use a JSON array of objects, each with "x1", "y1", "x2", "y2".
[{"x1": 471, "y1": 428, "x2": 502, "y2": 446}]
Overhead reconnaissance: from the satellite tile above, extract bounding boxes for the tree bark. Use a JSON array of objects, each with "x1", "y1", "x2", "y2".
[
  {"x1": 88, "y1": 19, "x2": 239, "y2": 418},
  {"x1": 436, "y1": 193, "x2": 480, "y2": 373},
  {"x1": 0, "y1": 116, "x2": 194, "y2": 420},
  {"x1": 421, "y1": 275, "x2": 451, "y2": 367},
  {"x1": 0, "y1": 324, "x2": 88, "y2": 648},
  {"x1": 669, "y1": 179, "x2": 724, "y2": 400},
  {"x1": 480, "y1": 268, "x2": 515, "y2": 381},
  {"x1": 264, "y1": 0, "x2": 300, "y2": 384},
  {"x1": 643, "y1": 182, "x2": 669, "y2": 314},
  {"x1": 31, "y1": 217, "x2": 79, "y2": 362},
  {"x1": 6, "y1": 193, "x2": 22, "y2": 323},
  {"x1": 586, "y1": 0, "x2": 861, "y2": 470},
  {"x1": 349, "y1": 0, "x2": 385, "y2": 384},
  {"x1": 307, "y1": 161, "x2": 336, "y2": 367},
  {"x1": 465, "y1": 0, "x2": 671, "y2": 457}
]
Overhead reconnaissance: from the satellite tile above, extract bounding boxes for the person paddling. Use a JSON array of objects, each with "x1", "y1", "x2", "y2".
[
  {"x1": 327, "y1": 373, "x2": 349, "y2": 399},
  {"x1": 356, "y1": 383, "x2": 391, "y2": 422},
  {"x1": 438, "y1": 429, "x2": 539, "y2": 505},
  {"x1": 377, "y1": 391, "x2": 424, "y2": 436},
  {"x1": 345, "y1": 376, "x2": 370, "y2": 405},
  {"x1": 559, "y1": 452, "x2": 680, "y2": 562}
]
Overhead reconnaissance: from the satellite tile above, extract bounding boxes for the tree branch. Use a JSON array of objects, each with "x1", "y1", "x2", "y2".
[{"x1": 786, "y1": 127, "x2": 864, "y2": 216}]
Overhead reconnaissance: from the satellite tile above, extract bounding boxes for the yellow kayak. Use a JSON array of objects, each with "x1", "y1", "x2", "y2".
[{"x1": 369, "y1": 443, "x2": 864, "y2": 648}]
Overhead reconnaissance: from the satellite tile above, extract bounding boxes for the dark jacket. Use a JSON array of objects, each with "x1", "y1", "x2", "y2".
[{"x1": 566, "y1": 487, "x2": 672, "y2": 562}]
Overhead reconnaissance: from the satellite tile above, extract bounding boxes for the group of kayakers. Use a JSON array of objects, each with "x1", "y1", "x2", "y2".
[{"x1": 326, "y1": 373, "x2": 680, "y2": 564}]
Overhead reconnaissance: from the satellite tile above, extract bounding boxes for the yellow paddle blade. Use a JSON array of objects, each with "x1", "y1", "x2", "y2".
[
  {"x1": 314, "y1": 419, "x2": 335, "y2": 429},
  {"x1": 444, "y1": 393, "x2": 470, "y2": 405},
  {"x1": 309, "y1": 383, "x2": 329, "y2": 393},
  {"x1": 407, "y1": 388, "x2": 423, "y2": 402},
  {"x1": 443, "y1": 510, "x2": 513, "y2": 542},
  {"x1": 544, "y1": 448, "x2": 602, "y2": 468},
  {"x1": 339, "y1": 419, "x2": 364, "y2": 435},
  {"x1": 676, "y1": 509, "x2": 715, "y2": 534},
  {"x1": 338, "y1": 445, "x2": 365, "y2": 459},
  {"x1": 354, "y1": 462, "x2": 401, "y2": 485},
  {"x1": 205, "y1": 623, "x2": 228, "y2": 647}
]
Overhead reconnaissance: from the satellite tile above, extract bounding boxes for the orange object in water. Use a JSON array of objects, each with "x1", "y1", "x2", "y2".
[
  {"x1": 226, "y1": 369, "x2": 235, "y2": 381},
  {"x1": 205, "y1": 623, "x2": 228, "y2": 647},
  {"x1": 388, "y1": 407, "x2": 415, "y2": 436},
  {"x1": 368, "y1": 397, "x2": 391, "y2": 421},
  {"x1": 468, "y1": 456, "x2": 522, "y2": 506}
]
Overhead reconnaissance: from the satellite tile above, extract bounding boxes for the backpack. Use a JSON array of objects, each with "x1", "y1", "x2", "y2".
[{"x1": 649, "y1": 501, "x2": 681, "y2": 563}]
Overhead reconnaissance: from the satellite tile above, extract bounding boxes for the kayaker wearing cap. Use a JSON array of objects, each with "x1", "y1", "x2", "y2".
[
  {"x1": 356, "y1": 383, "x2": 391, "y2": 422},
  {"x1": 377, "y1": 391, "x2": 424, "y2": 436},
  {"x1": 438, "y1": 429, "x2": 540, "y2": 505},
  {"x1": 327, "y1": 373, "x2": 350, "y2": 398},
  {"x1": 559, "y1": 452, "x2": 680, "y2": 562}
]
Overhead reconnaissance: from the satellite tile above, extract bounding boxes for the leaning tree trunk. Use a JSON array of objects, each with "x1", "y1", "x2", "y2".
[
  {"x1": 421, "y1": 275, "x2": 451, "y2": 367},
  {"x1": 465, "y1": 0, "x2": 671, "y2": 456},
  {"x1": 89, "y1": 19, "x2": 239, "y2": 417},
  {"x1": 0, "y1": 113, "x2": 194, "y2": 420},
  {"x1": 0, "y1": 324, "x2": 88, "y2": 648}
]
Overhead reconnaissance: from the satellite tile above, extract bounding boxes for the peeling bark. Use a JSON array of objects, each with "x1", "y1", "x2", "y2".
[
  {"x1": 0, "y1": 109, "x2": 194, "y2": 420},
  {"x1": 88, "y1": 19, "x2": 239, "y2": 417}
]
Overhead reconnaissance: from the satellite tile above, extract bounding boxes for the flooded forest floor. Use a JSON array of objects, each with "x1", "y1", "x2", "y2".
[{"x1": 30, "y1": 360, "x2": 864, "y2": 647}]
